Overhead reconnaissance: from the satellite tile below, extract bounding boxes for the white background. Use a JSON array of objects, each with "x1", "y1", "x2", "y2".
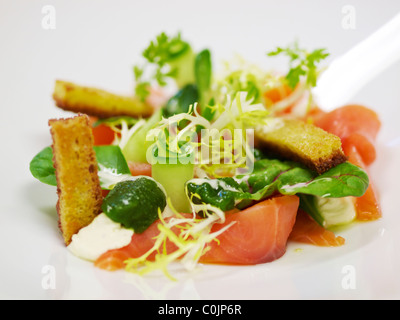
[{"x1": 1, "y1": 0, "x2": 400, "y2": 299}]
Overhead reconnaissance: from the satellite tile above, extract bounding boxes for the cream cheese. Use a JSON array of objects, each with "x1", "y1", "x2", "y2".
[
  {"x1": 68, "y1": 213, "x2": 134, "y2": 262},
  {"x1": 315, "y1": 196, "x2": 356, "y2": 228}
]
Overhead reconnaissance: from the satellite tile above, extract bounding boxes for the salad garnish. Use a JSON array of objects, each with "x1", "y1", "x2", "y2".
[{"x1": 267, "y1": 41, "x2": 329, "y2": 90}]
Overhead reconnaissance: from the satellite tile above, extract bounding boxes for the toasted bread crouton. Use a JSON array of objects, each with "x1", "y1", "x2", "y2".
[
  {"x1": 49, "y1": 114, "x2": 103, "y2": 245},
  {"x1": 53, "y1": 80, "x2": 153, "y2": 119},
  {"x1": 255, "y1": 118, "x2": 347, "y2": 174}
]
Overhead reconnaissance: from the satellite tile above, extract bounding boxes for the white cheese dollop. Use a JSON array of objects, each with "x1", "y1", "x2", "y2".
[
  {"x1": 315, "y1": 196, "x2": 357, "y2": 228},
  {"x1": 68, "y1": 213, "x2": 134, "y2": 262}
]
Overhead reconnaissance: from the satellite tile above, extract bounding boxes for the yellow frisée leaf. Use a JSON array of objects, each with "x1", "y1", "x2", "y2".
[
  {"x1": 123, "y1": 199, "x2": 235, "y2": 280},
  {"x1": 213, "y1": 54, "x2": 274, "y2": 105}
]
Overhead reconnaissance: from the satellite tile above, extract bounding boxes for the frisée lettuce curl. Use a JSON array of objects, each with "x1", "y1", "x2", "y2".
[
  {"x1": 124, "y1": 198, "x2": 235, "y2": 281},
  {"x1": 144, "y1": 92, "x2": 273, "y2": 212}
]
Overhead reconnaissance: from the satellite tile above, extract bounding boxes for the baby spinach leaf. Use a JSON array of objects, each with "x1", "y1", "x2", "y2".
[
  {"x1": 195, "y1": 48, "x2": 215, "y2": 120},
  {"x1": 93, "y1": 145, "x2": 132, "y2": 190},
  {"x1": 188, "y1": 177, "x2": 251, "y2": 212},
  {"x1": 277, "y1": 161, "x2": 369, "y2": 198},
  {"x1": 29, "y1": 145, "x2": 131, "y2": 189},
  {"x1": 29, "y1": 146, "x2": 57, "y2": 186},
  {"x1": 93, "y1": 145, "x2": 131, "y2": 175},
  {"x1": 195, "y1": 49, "x2": 212, "y2": 97},
  {"x1": 186, "y1": 159, "x2": 369, "y2": 211},
  {"x1": 162, "y1": 84, "x2": 199, "y2": 118}
]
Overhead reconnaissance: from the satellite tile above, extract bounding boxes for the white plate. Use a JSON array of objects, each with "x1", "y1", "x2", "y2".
[{"x1": 1, "y1": 1, "x2": 400, "y2": 300}]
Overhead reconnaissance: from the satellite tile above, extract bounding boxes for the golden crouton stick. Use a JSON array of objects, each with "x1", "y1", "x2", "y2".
[
  {"x1": 255, "y1": 118, "x2": 347, "y2": 174},
  {"x1": 49, "y1": 114, "x2": 103, "y2": 245},
  {"x1": 53, "y1": 80, "x2": 154, "y2": 119}
]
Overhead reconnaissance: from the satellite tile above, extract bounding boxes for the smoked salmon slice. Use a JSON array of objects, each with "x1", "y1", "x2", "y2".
[
  {"x1": 95, "y1": 195, "x2": 300, "y2": 271},
  {"x1": 94, "y1": 215, "x2": 186, "y2": 271},
  {"x1": 314, "y1": 104, "x2": 381, "y2": 166},
  {"x1": 345, "y1": 145, "x2": 382, "y2": 221},
  {"x1": 289, "y1": 209, "x2": 345, "y2": 247},
  {"x1": 313, "y1": 104, "x2": 382, "y2": 222},
  {"x1": 200, "y1": 195, "x2": 300, "y2": 265}
]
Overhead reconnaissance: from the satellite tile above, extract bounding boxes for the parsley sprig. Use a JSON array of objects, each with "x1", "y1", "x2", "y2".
[
  {"x1": 267, "y1": 42, "x2": 329, "y2": 89},
  {"x1": 134, "y1": 32, "x2": 191, "y2": 101}
]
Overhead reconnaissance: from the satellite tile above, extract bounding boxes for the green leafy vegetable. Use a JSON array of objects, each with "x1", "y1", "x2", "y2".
[
  {"x1": 134, "y1": 32, "x2": 194, "y2": 100},
  {"x1": 142, "y1": 32, "x2": 190, "y2": 65},
  {"x1": 161, "y1": 49, "x2": 213, "y2": 119},
  {"x1": 194, "y1": 49, "x2": 215, "y2": 120},
  {"x1": 93, "y1": 145, "x2": 132, "y2": 190},
  {"x1": 101, "y1": 177, "x2": 167, "y2": 233},
  {"x1": 186, "y1": 159, "x2": 369, "y2": 211},
  {"x1": 29, "y1": 145, "x2": 131, "y2": 190},
  {"x1": 188, "y1": 176, "x2": 251, "y2": 212},
  {"x1": 195, "y1": 49, "x2": 212, "y2": 97},
  {"x1": 93, "y1": 145, "x2": 130, "y2": 174},
  {"x1": 162, "y1": 84, "x2": 199, "y2": 118},
  {"x1": 195, "y1": 49, "x2": 212, "y2": 93},
  {"x1": 29, "y1": 146, "x2": 57, "y2": 186},
  {"x1": 267, "y1": 42, "x2": 329, "y2": 89}
]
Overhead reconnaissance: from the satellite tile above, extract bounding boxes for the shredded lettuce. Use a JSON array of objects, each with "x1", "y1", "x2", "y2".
[
  {"x1": 212, "y1": 55, "x2": 272, "y2": 106},
  {"x1": 146, "y1": 92, "x2": 271, "y2": 178}
]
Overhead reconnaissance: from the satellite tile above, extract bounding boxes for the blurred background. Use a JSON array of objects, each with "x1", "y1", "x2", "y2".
[{"x1": 1, "y1": 0, "x2": 400, "y2": 118}]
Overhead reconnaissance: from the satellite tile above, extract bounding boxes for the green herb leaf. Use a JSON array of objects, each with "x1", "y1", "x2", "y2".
[
  {"x1": 267, "y1": 42, "x2": 329, "y2": 89},
  {"x1": 134, "y1": 32, "x2": 193, "y2": 101},
  {"x1": 142, "y1": 32, "x2": 190, "y2": 66}
]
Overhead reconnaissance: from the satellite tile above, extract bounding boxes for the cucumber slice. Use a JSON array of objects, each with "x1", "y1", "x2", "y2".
[{"x1": 122, "y1": 109, "x2": 162, "y2": 163}]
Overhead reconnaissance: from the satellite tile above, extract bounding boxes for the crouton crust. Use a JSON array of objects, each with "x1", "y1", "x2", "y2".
[
  {"x1": 53, "y1": 80, "x2": 153, "y2": 119},
  {"x1": 49, "y1": 114, "x2": 103, "y2": 245},
  {"x1": 255, "y1": 118, "x2": 348, "y2": 174}
]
